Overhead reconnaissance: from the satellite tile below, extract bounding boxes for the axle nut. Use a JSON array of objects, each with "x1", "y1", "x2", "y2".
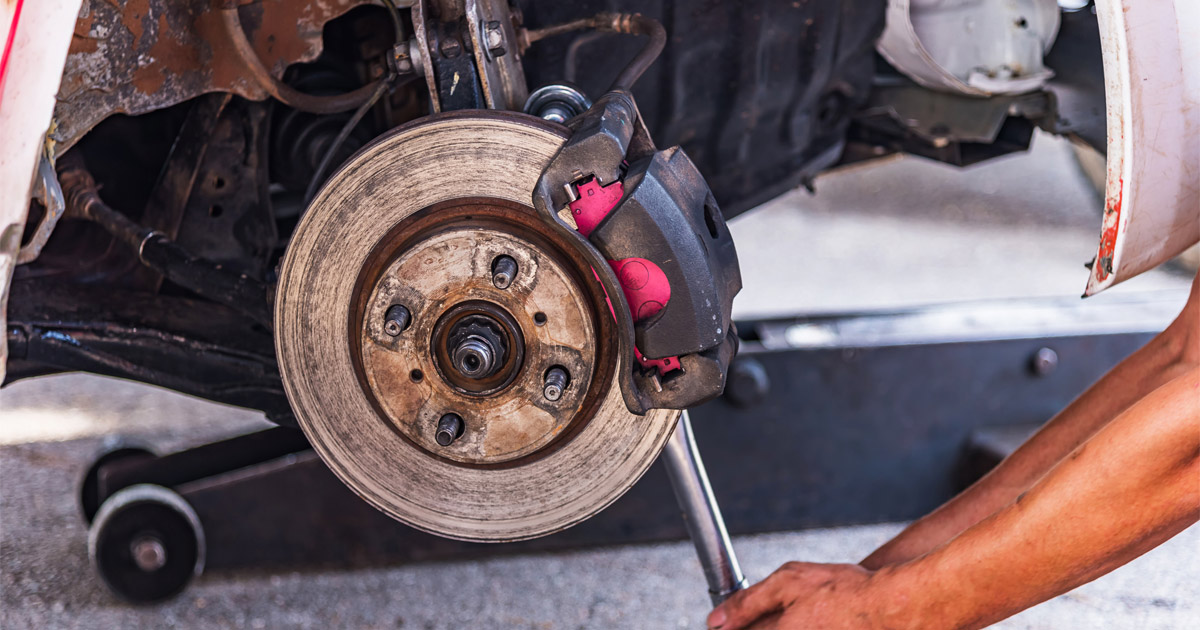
[
  {"x1": 130, "y1": 536, "x2": 167, "y2": 572},
  {"x1": 446, "y1": 316, "x2": 509, "y2": 380}
]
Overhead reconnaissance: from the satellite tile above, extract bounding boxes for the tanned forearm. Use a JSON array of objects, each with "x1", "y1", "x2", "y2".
[
  {"x1": 870, "y1": 366, "x2": 1200, "y2": 630},
  {"x1": 862, "y1": 274, "x2": 1200, "y2": 570}
]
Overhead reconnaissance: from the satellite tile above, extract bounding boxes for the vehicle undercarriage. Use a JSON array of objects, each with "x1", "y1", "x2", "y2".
[{"x1": 7, "y1": 0, "x2": 1181, "y2": 606}]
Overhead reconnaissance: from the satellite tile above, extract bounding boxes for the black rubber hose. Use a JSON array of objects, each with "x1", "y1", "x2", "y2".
[
  {"x1": 302, "y1": 78, "x2": 395, "y2": 205},
  {"x1": 523, "y1": 13, "x2": 667, "y2": 92},
  {"x1": 381, "y1": 0, "x2": 404, "y2": 43},
  {"x1": 605, "y1": 14, "x2": 667, "y2": 92}
]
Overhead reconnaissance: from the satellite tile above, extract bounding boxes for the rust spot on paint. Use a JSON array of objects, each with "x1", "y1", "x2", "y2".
[
  {"x1": 55, "y1": 0, "x2": 369, "y2": 152},
  {"x1": 1095, "y1": 178, "x2": 1123, "y2": 282}
]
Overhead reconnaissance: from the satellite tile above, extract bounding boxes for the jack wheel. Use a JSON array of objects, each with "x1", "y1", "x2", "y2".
[
  {"x1": 79, "y1": 440, "x2": 156, "y2": 524},
  {"x1": 88, "y1": 484, "x2": 205, "y2": 604}
]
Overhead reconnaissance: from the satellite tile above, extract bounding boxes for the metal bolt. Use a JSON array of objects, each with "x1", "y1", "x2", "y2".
[
  {"x1": 724, "y1": 358, "x2": 770, "y2": 409},
  {"x1": 436, "y1": 413, "x2": 464, "y2": 446},
  {"x1": 384, "y1": 305, "x2": 411, "y2": 336},
  {"x1": 538, "y1": 104, "x2": 574, "y2": 124},
  {"x1": 439, "y1": 36, "x2": 462, "y2": 59},
  {"x1": 391, "y1": 39, "x2": 425, "y2": 77},
  {"x1": 491, "y1": 255, "x2": 518, "y2": 289},
  {"x1": 130, "y1": 536, "x2": 167, "y2": 572},
  {"x1": 524, "y1": 85, "x2": 592, "y2": 124},
  {"x1": 1030, "y1": 347, "x2": 1058, "y2": 377},
  {"x1": 484, "y1": 21, "x2": 506, "y2": 57},
  {"x1": 392, "y1": 44, "x2": 414, "y2": 74},
  {"x1": 543, "y1": 366, "x2": 569, "y2": 401}
]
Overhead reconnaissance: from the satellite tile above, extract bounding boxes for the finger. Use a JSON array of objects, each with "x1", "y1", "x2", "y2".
[
  {"x1": 706, "y1": 573, "x2": 787, "y2": 629},
  {"x1": 743, "y1": 609, "x2": 784, "y2": 630}
]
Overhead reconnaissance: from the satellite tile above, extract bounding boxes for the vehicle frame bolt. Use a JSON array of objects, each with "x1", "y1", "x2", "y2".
[
  {"x1": 384, "y1": 304, "x2": 411, "y2": 336},
  {"x1": 543, "y1": 366, "x2": 569, "y2": 401},
  {"x1": 436, "y1": 413, "x2": 464, "y2": 446},
  {"x1": 1030, "y1": 347, "x2": 1058, "y2": 376},
  {"x1": 439, "y1": 35, "x2": 462, "y2": 59},
  {"x1": 484, "y1": 20, "x2": 506, "y2": 57},
  {"x1": 491, "y1": 255, "x2": 518, "y2": 289}
]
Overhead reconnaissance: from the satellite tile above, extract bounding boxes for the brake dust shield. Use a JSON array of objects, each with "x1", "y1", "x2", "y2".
[{"x1": 275, "y1": 111, "x2": 679, "y2": 542}]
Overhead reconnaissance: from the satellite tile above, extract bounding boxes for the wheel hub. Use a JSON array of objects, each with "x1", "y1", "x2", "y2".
[
  {"x1": 356, "y1": 202, "x2": 602, "y2": 465},
  {"x1": 433, "y1": 302, "x2": 521, "y2": 394}
]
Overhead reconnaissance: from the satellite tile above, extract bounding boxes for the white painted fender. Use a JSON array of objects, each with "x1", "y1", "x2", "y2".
[
  {"x1": 1085, "y1": 0, "x2": 1200, "y2": 294},
  {"x1": 0, "y1": 0, "x2": 83, "y2": 382}
]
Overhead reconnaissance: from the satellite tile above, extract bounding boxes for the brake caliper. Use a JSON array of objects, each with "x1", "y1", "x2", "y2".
[
  {"x1": 533, "y1": 90, "x2": 741, "y2": 413},
  {"x1": 569, "y1": 177, "x2": 679, "y2": 376}
]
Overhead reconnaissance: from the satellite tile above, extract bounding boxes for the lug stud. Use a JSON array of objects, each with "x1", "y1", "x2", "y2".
[
  {"x1": 384, "y1": 305, "x2": 411, "y2": 336},
  {"x1": 543, "y1": 366, "x2": 569, "y2": 401},
  {"x1": 436, "y1": 413, "x2": 464, "y2": 446},
  {"x1": 491, "y1": 255, "x2": 518, "y2": 290}
]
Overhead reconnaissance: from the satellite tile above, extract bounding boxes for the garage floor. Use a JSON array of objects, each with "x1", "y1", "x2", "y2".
[{"x1": 2, "y1": 132, "x2": 1196, "y2": 628}]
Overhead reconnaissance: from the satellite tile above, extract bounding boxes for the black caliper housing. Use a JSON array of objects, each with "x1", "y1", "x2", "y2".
[{"x1": 532, "y1": 90, "x2": 742, "y2": 414}]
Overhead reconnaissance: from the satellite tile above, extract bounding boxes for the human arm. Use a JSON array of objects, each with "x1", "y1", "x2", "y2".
[
  {"x1": 707, "y1": 364, "x2": 1200, "y2": 630},
  {"x1": 860, "y1": 273, "x2": 1199, "y2": 570}
]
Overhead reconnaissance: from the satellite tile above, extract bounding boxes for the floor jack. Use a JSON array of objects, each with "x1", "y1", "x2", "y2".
[{"x1": 77, "y1": 291, "x2": 1178, "y2": 604}]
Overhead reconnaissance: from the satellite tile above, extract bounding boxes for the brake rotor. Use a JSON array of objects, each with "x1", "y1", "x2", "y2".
[{"x1": 275, "y1": 111, "x2": 679, "y2": 542}]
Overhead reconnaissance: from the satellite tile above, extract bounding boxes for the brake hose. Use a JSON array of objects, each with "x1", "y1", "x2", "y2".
[{"x1": 522, "y1": 13, "x2": 667, "y2": 92}]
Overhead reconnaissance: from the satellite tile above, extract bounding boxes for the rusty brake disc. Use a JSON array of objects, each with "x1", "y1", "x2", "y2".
[{"x1": 275, "y1": 111, "x2": 679, "y2": 542}]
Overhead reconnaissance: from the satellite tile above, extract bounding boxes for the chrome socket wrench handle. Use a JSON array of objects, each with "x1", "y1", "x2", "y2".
[{"x1": 662, "y1": 410, "x2": 748, "y2": 605}]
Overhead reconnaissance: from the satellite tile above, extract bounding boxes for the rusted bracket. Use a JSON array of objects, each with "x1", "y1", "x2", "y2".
[
  {"x1": 15, "y1": 150, "x2": 65, "y2": 265},
  {"x1": 412, "y1": 0, "x2": 527, "y2": 113},
  {"x1": 464, "y1": 0, "x2": 528, "y2": 110}
]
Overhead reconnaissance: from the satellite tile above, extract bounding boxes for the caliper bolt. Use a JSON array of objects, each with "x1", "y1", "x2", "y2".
[
  {"x1": 436, "y1": 413, "x2": 464, "y2": 446},
  {"x1": 543, "y1": 366, "x2": 569, "y2": 402},
  {"x1": 724, "y1": 358, "x2": 770, "y2": 409},
  {"x1": 384, "y1": 305, "x2": 411, "y2": 336},
  {"x1": 491, "y1": 255, "x2": 518, "y2": 289}
]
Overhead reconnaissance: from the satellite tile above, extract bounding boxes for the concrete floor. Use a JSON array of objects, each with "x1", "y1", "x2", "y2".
[{"x1": 2, "y1": 132, "x2": 1197, "y2": 628}]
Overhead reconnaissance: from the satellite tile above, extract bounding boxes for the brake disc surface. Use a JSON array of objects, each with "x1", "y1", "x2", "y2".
[{"x1": 275, "y1": 111, "x2": 679, "y2": 542}]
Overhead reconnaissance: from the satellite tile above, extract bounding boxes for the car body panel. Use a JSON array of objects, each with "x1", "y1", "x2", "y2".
[
  {"x1": 1085, "y1": 0, "x2": 1200, "y2": 295},
  {"x1": 0, "y1": 0, "x2": 83, "y2": 383}
]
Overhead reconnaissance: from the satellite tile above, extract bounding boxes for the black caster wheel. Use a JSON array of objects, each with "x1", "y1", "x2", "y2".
[
  {"x1": 79, "y1": 438, "x2": 156, "y2": 524},
  {"x1": 88, "y1": 484, "x2": 205, "y2": 604}
]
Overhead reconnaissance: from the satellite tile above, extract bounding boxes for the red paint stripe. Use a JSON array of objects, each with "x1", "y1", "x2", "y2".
[{"x1": 0, "y1": 0, "x2": 27, "y2": 103}]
